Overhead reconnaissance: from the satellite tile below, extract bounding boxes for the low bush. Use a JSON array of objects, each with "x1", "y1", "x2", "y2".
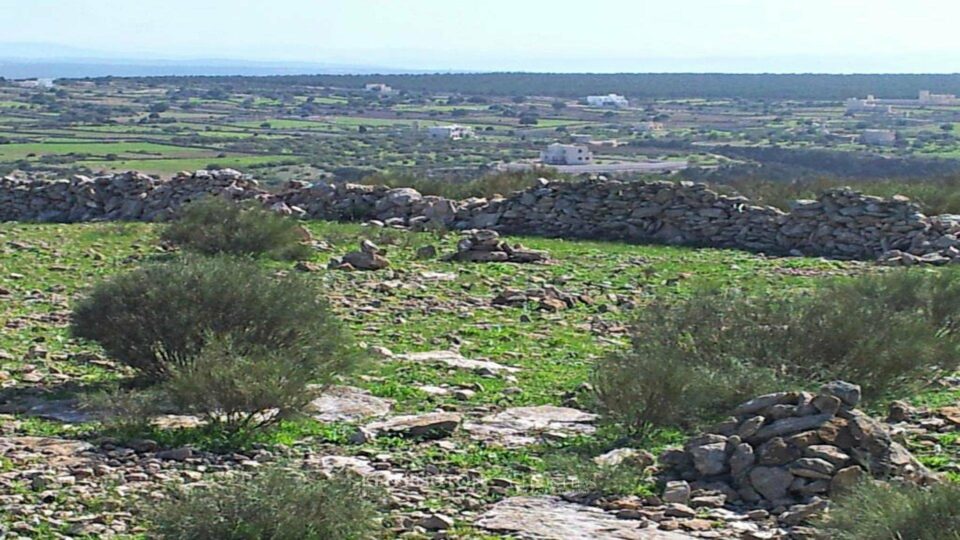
[
  {"x1": 72, "y1": 255, "x2": 358, "y2": 381},
  {"x1": 147, "y1": 465, "x2": 383, "y2": 540},
  {"x1": 545, "y1": 452, "x2": 653, "y2": 497},
  {"x1": 163, "y1": 335, "x2": 340, "y2": 432},
  {"x1": 592, "y1": 292, "x2": 785, "y2": 436},
  {"x1": 819, "y1": 480, "x2": 960, "y2": 540},
  {"x1": 162, "y1": 197, "x2": 313, "y2": 260},
  {"x1": 594, "y1": 269, "x2": 960, "y2": 435}
]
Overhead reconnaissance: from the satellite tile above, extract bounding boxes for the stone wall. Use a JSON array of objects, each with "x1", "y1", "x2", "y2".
[{"x1": 4, "y1": 169, "x2": 960, "y2": 263}]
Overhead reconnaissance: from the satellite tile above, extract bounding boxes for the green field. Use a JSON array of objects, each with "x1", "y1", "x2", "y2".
[{"x1": 1, "y1": 219, "x2": 958, "y2": 537}]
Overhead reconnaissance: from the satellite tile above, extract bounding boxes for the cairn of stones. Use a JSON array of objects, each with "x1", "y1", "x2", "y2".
[
  {"x1": 5, "y1": 170, "x2": 960, "y2": 264},
  {"x1": 659, "y1": 381, "x2": 936, "y2": 520},
  {"x1": 329, "y1": 240, "x2": 390, "y2": 271},
  {"x1": 445, "y1": 230, "x2": 549, "y2": 263}
]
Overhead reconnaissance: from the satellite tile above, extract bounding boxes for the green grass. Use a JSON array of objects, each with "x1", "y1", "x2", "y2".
[{"x1": 0, "y1": 219, "x2": 953, "y2": 538}]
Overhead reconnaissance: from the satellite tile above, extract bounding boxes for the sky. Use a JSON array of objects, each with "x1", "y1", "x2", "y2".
[{"x1": 2, "y1": 0, "x2": 960, "y2": 72}]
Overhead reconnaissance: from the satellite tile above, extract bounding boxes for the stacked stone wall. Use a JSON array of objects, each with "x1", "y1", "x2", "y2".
[{"x1": 3, "y1": 169, "x2": 960, "y2": 263}]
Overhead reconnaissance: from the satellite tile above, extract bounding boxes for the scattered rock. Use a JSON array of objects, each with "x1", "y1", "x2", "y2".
[
  {"x1": 446, "y1": 230, "x2": 549, "y2": 264},
  {"x1": 476, "y1": 496, "x2": 694, "y2": 539},
  {"x1": 362, "y1": 412, "x2": 462, "y2": 440},
  {"x1": 308, "y1": 386, "x2": 393, "y2": 422}
]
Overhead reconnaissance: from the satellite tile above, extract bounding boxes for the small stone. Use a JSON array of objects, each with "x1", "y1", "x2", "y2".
[
  {"x1": 820, "y1": 381, "x2": 861, "y2": 408},
  {"x1": 662, "y1": 481, "x2": 691, "y2": 504},
  {"x1": 155, "y1": 447, "x2": 193, "y2": 461},
  {"x1": 664, "y1": 503, "x2": 696, "y2": 518},
  {"x1": 749, "y1": 467, "x2": 794, "y2": 501},
  {"x1": 417, "y1": 513, "x2": 454, "y2": 531}
]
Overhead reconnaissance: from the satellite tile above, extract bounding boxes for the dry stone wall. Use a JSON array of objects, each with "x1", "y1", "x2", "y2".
[{"x1": 4, "y1": 169, "x2": 960, "y2": 263}]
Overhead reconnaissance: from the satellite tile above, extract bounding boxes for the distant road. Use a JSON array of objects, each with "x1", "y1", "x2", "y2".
[{"x1": 501, "y1": 160, "x2": 688, "y2": 174}]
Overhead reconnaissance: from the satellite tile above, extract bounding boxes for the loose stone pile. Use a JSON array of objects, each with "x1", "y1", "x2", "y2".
[
  {"x1": 444, "y1": 230, "x2": 550, "y2": 263},
  {"x1": 659, "y1": 381, "x2": 936, "y2": 527},
  {"x1": 328, "y1": 240, "x2": 390, "y2": 271},
  {"x1": 492, "y1": 285, "x2": 588, "y2": 311},
  {"x1": 6, "y1": 170, "x2": 960, "y2": 263}
]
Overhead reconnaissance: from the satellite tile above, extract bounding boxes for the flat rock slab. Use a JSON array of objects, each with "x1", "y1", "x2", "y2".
[
  {"x1": 308, "y1": 386, "x2": 393, "y2": 422},
  {"x1": 24, "y1": 399, "x2": 97, "y2": 424},
  {"x1": 465, "y1": 405, "x2": 598, "y2": 446},
  {"x1": 364, "y1": 412, "x2": 462, "y2": 440},
  {"x1": 396, "y1": 350, "x2": 519, "y2": 375},
  {"x1": 0, "y1": 437, "x2": 95, "y2": 467},
  {"x1": 476, "y1": 496, "x2": 695, "y2": 539},
  {"x1": 312, "y1": 455, "x2": 405, "y2": 485}
]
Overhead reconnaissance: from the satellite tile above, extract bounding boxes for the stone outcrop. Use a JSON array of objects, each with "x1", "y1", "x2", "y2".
[
  {"x1": 444, "y1": 229, "x2": 550, "y2": 263},
  {"x1": 6, "y1": 169, "x2": 960, "y2": 263},
  {"x1": 659, "y1": 381, "x2": 936, "y2": 520}
]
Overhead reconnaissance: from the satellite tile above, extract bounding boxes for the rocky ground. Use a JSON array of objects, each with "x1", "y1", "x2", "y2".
[{"x1": 0, "y1": 220, "x2": 957, "y2": 539}]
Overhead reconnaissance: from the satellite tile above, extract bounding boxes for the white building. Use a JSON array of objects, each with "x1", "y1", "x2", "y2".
[
  {"x1": 364, "y1": 83, "x2": 394, "y2": 94},
  {"x1": 427, "y1": 124, "x2": 472, "y2": 140},
  {"x1": 845, "y1": 95, "x2": 892, "y2": 114},
  {"x1": 540, "y1": 143, "x2": 593, "y2": 165},
  {"x1": 586, "y1": 94, "x2": 629, "y2": 108},
  {"x1": 861, "y1": 129, "x2": 897, "y2": 147},
  {"x1": 919, "y1": 90, "x2": 958, "y2": 105}
]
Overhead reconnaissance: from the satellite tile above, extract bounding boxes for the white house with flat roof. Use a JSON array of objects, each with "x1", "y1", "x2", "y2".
[
  {"x1": 586, "y1": 94, "x2": 629, "y2": 108},
  {"x1": 427, "y1": 124, "x2": 472, "y2": 140},
  {"x1": 540, "y1": 143, "x2": 593, "y2": 165}
]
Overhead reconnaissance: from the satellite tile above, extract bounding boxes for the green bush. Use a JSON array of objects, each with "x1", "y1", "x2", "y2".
[
  {"x1": 592, "y1": 292, "x2": 785, "y2": 436},
  {"x1": 545, "y1": 452, "x2": 653, "y2": 497},
  {"x1": 819, "y1": 480, "x2": 960, "y2": 540},
  {"x1": 162, "y1": 197, "x2": 313, "y2": 260},
  {"x1": 71, "y1": 255, "x2": 357, "y2": 381},
  {"x1": 594, "y1": 269, "x2": 960, "y2": 434},
  {"x1": 147, "y1": 465, "x2": 383, "y2": 540},
  {"x1": 163, "y1": 334, "x2": 341, "y2": 432}
]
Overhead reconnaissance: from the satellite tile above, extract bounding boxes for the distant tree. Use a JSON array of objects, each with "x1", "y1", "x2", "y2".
[{"x1": 551, "y1": 100, "x2": 567, "y2": 110}]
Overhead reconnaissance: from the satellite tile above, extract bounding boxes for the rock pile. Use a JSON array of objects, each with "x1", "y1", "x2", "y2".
[
  {"x1": 445, "y1": 230, "x2": 549, "y2": 263},
  {"x1": 329, "y1": 240, "x2": 390, "y2": 271},
  {"x1": 492, "y1": 285, "x2": 588, "y2": 311},
  {"x1": 660, "y1": 381, "x2": 936, "y2": 524},
  {"x1": 8, "y1": 170, "x2": 960, "y2": 264}
]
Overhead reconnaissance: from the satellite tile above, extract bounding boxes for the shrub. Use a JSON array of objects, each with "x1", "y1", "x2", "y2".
[
  {"x1": 819, "y1": 480, "x2": 960, "y2": 540},
  {"x1": 72, "y1": 255, "x2": 358, "y2": 381},
  {"x1": 163, "y1": 334, "x2": 341, "y2": 432},
  {"x1": 592, "y1": 292, "x2": 785, "y2": 436},
  {"x1": 545, "y1": 452, "x2": 653, "y2": 497},
  {"x1": 594, "y1": 269, "x2": 960, "y2": 434},
  {"x1": 147, "y1": 465, "x2": 383, "y2": 540},
  {"x1": 162, "y1": 197, "x2": 313, "y2": 260}
]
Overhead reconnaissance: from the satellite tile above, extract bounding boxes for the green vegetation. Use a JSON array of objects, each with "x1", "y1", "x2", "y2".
[
  {"x1": 162, "y1": 197, "x2": 313, "y2": 260},
  {"x1": 70, "y1": 255, "x2": 356, "y2": 382},
  {"x1": 146, "y1": 465, "x2": 384, "y2": 540},
  {"x1": 594, "y1": 269, "x2": 960, "y2": 434},
  {"x1": 819, "y1": 480, "x2": 960, "y2": 540}
]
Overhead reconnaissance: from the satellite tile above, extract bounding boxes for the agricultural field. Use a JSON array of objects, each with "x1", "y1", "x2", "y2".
[
  {"x1": 4, "y1": 77, "x2": 960, "y2": 187},
  {"x1": 1, "y1": 218, "x2": 959, "y2": 538}
]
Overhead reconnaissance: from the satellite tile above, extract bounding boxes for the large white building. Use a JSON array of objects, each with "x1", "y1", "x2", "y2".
[
  {"x1": 540, "y1": 143, "x2": 593, "y2": 165},
  {"x1": 586, "y1": 94, "x2": 629, "y2": 108},
  {"x1": 427, "y1": 124, "x2": 472, "y2": 140}
]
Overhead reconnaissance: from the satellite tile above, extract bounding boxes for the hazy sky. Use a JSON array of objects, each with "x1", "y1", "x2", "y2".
[{"x1": 3, "y1": 0, "x2": 960, "y2": 72}]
